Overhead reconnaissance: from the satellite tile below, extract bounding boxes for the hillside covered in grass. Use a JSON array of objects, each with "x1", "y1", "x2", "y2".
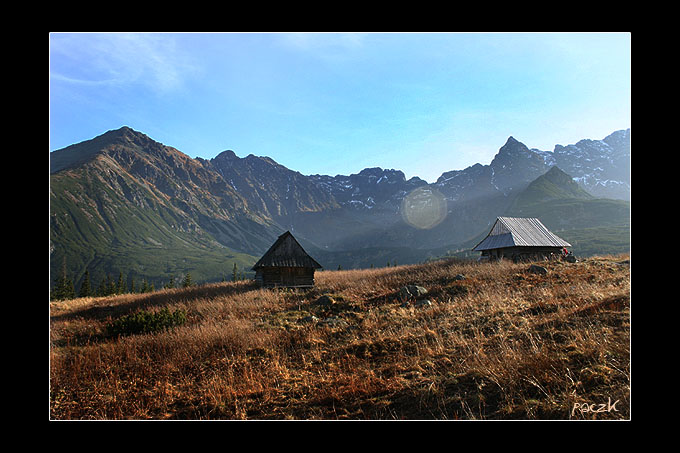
[{"x1": 50, "y1": 255, "x2": 630, "y2": 420}]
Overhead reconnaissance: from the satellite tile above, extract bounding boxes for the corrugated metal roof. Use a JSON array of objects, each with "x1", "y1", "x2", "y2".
[
  {"x1": 252, "y1": 231, "x2": 323, "y2": 270},
  {"x1": 472, "y1": 217, "x2": 571, "y2": 251},
  {"x1": 474, "y1": 232, "x2": 515, "y2": 250}
]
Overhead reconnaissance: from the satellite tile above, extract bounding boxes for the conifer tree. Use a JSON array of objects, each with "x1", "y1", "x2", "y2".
[
  {"x1": 97, "y1": 277, "x2": 107, "y2": 297},
  {"x1": 52, "y1": 258, "x2": 75, "y2": 300},
  {"x1": 182, "y1": 272, "x2": 193, "y2": 288},
  {"x1": 64, "y1": 277, "x2": 75, "y2": 300},
  {"x1": 78, "y1": 270, "x2": 91, "y2": 298},
  {"x1": 106, "y1": 274, "x2": 116, "y2": 296},
  {"x1": 117, "y1": 272, "x2": 125, "y2": 294},
  {"x1": 232, "y1": 263, "x2": 238, "y2": 282}
]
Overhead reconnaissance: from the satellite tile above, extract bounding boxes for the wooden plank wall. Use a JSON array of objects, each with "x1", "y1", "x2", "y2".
[{"x1": 255, "y1": 267, "x2": 315, "y2": 287}]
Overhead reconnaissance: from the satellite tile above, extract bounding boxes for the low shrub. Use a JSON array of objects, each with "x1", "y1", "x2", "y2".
[{"x1": 106, "y1": 307, "x2": 187, "y2": 337}]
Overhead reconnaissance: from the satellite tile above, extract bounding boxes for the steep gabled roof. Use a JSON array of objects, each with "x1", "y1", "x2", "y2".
[
  {"x1": 472, "y1": 217, "x2": 571, "y2": 251},
  {"x1": 252, "y1": 231, "x2": 323, "y2": 270}
]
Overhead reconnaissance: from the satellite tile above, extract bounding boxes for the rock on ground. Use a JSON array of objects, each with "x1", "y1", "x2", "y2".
[{"x1": 399, "y1": 285, "x2": 428, "y2": 301}]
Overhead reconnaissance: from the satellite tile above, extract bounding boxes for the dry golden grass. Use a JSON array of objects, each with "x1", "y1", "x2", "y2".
[{"x1": 50, "y1": 255, "x2": 630, "y2": 420}]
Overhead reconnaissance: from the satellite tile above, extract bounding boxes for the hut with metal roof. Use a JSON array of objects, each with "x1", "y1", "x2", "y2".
[
  {"x1": 252, "y1": 231, "x2": 323, "y2": 287},
  {"x1": 472, "y1": 217, "x2": 571, "y2": 262}
]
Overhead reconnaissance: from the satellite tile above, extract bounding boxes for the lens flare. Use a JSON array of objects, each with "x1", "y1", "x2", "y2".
[{"x1": 401, "y1": 187, "x2": 447, "y2": 229}]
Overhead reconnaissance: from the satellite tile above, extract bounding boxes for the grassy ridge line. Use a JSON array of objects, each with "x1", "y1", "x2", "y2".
[{"x1": 50, "y1": 255, "x2": 630, "y2": 420}]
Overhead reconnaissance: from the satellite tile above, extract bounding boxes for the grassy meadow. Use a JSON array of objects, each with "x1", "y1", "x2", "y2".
[{"x1": 50, "y1": 255, "x2": 630, "y2": 420}]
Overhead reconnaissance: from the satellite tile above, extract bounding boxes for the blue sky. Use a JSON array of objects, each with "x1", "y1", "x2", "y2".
[{"x1": 49, "y1": 32, "x2": 630, "y2": 183}]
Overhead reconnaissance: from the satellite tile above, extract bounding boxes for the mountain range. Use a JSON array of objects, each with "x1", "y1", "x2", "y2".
[{"x1": 50, "y1": 126, "x2": 630, "y2": 288}]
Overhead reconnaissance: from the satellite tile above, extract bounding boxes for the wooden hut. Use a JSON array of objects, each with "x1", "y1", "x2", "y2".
[
  {"x1": 252, "y1": 231, "x2": 323, "y2": 288},
  {"x1": 472, "y1": 217, "x2": 571, "y2": 262}
]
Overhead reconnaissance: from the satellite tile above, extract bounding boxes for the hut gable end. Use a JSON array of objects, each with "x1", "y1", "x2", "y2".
[
  {"x1": 252, "y1": 231, "x2": 322, "y2": 288},
  {"x1": 252, "y1": 232, "x2": 322, "y2": 270}
]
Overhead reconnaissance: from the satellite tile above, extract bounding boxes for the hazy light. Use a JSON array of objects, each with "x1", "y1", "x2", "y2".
[{"x1": 401, "y1": 187, "x2": 447, "y2": 229}]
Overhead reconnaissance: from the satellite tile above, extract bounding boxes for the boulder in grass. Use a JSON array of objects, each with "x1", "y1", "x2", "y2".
[
  {"x1": 399, "y1": 285, "x2": 428, "y2": 301},
  {"x1": 314, "y1": 295, "x2": 336, "y2": 307},
  {"x1": 528, "y1": 264, "x2": 548, "y2": 275},
  {"x1": 318, "y1": 317, "x2": 347, "y2": 328},
  {"x1": 298, "y1": 315, "x2": 319, "y2": 324}
]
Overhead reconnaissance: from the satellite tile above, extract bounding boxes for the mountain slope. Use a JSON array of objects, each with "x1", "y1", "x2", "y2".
[
  {"x1": 505, "y1": 166, "x2": 628, "y2": 230},
  {"x1": 503, "y1": 167, "x2": 629, "y2": 257},
  {"x1": 509, "y1": 166, "x2": 593, "y2": 208},
  {"x1": 50, "y1": 127, "x2": 273, "y2": 288},
  {"x1": 447, "y1": 166, "x2": 630, "y2": 259},
  {"x1": 544, "y1": 129, "x2": 630, "y2": 200},
  {"x1": 203, "y1": 150, "x2": 339, "y2": 226},
  {"x1": 50, "y1": 254, "x2": 630, "y2": 420},
  {"x1": 50, "y1": 126, "x2": 631, "y2": 289}
]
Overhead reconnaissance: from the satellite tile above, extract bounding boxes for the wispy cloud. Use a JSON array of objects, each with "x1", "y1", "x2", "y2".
[
  {"x1": 49, "y1": 33, "x2": 199, "y2": 94},
  {"x1": 276, "y1": 32, "x2": 367, "y2": 65},
  {"x1": 278, "y1": 32, "x2": 366, "y2": 51}
]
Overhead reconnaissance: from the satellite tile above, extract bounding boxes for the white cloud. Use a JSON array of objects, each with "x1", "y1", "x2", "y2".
[{"x1": 50, "y1": 33, "x2": 199, "y2": 94}]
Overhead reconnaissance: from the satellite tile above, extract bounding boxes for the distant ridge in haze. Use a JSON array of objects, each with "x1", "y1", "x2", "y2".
[{"x1": 512, "y1": 166, "x2": 594, "y2": 207}]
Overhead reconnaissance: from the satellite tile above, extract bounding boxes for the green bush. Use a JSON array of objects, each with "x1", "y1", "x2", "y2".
[{"x1": 106, "y1": 307, "x2": 187, "y2": 337}]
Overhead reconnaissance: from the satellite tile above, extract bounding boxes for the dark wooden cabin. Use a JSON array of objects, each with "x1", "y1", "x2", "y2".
[
  {"x1": 252, "y1": 231, "x2": 323, "y2": 288},
  {"x1": 472, "y1": 217, "x2": 571, "y2": 262}
]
